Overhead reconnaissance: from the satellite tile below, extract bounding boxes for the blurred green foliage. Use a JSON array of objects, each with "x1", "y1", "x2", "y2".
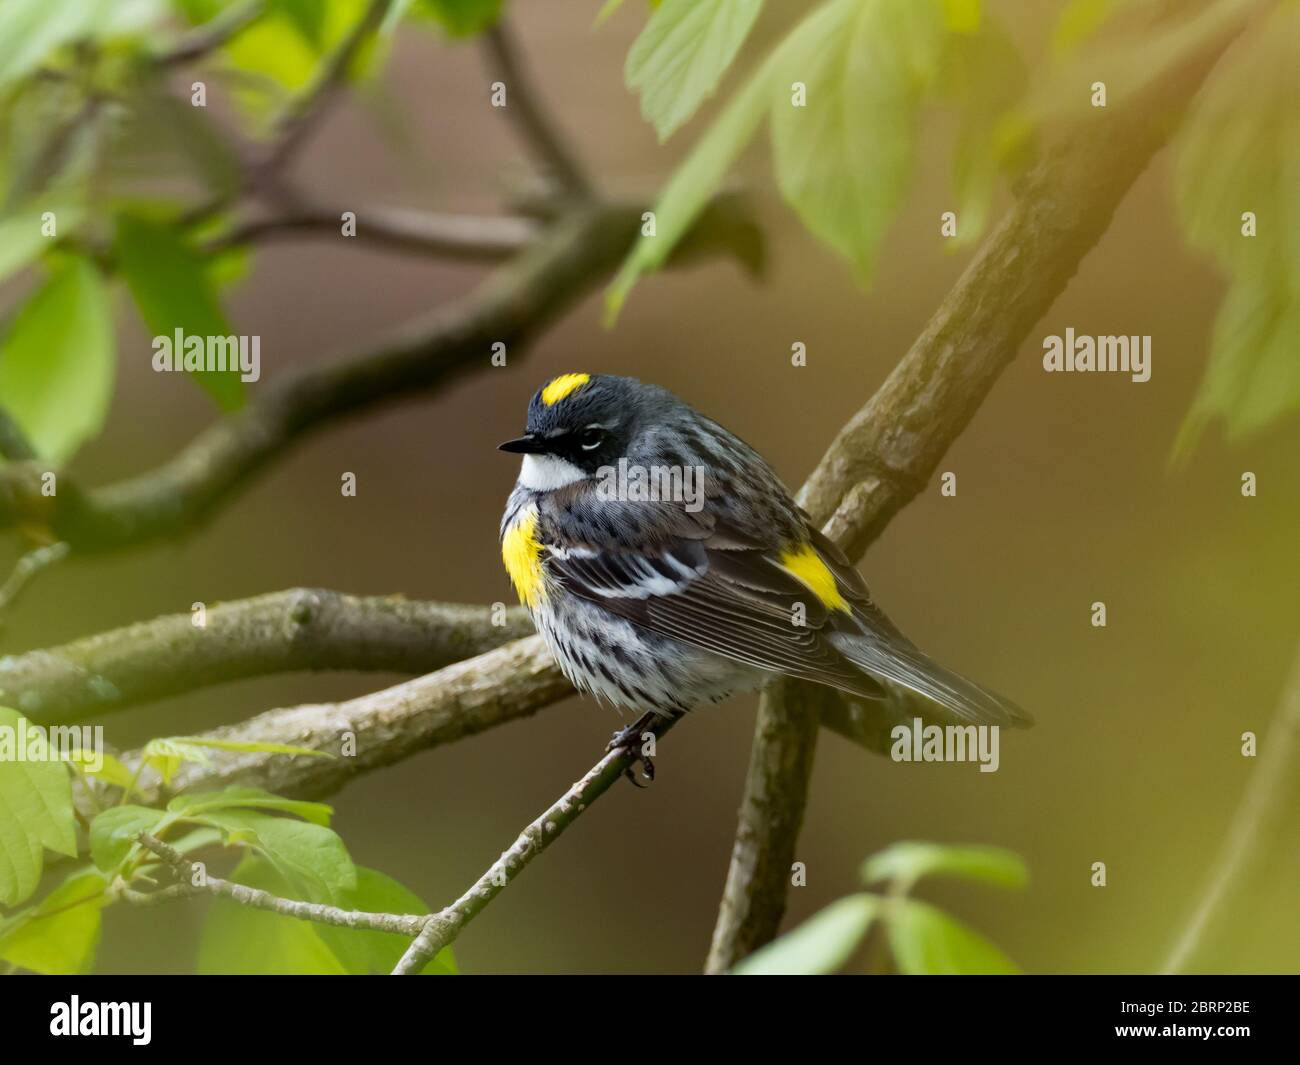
[
  {"x1": 0, "y1": 703, "x2": 455, "y2": 975},
  {"x1": 734, "y1": 840, "x2": 1027, "y2": 974},
  {"x1": 0, "y1": 0, "x2": 1294, "y2": 974},
  {"x1": 607, "y1": 0, "x2": 1296, "y2": 455}
]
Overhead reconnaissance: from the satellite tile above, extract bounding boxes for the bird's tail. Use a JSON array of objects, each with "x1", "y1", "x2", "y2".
[{"x1": 828, "y1": 629, "x2": 1032, "y2": 729}]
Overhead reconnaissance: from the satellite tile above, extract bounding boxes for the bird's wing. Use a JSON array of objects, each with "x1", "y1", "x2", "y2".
[
  {"x1": 539, "y1": 511, "x2": 888, "y2": 702},
  {"x1": 541, "y1": 504, "x2": 1029, "y2": 726}
]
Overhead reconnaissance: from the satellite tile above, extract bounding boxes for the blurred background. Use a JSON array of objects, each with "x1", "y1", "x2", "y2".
[{"x1": 2, "y1": 0, "x2": 1298, "y2": 973}]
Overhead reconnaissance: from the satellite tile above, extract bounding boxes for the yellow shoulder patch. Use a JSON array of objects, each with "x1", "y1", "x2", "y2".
[
  {"x1": 540, "y1": 373, "x2": 591, "y2": 406},
  {"x1": 502, "y1": 506, "x2": 547, "y2": 609},
  {"x1": 779, "y1": 543, "x2": 850, "y2": 613}
]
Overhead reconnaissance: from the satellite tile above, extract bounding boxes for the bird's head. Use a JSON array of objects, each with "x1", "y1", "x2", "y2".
[{"x1": 499, "y1": 373, "x2": 671, "y2": 488}]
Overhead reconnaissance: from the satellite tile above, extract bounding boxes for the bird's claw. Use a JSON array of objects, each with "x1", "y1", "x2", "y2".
[{"x1": 608, "y1": 722, "x2": 655, "y2": 788}]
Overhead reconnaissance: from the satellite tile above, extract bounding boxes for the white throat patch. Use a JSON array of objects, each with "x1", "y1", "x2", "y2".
[{"x1": 518, "y1": 452, "x2": 587, "y2": 491}]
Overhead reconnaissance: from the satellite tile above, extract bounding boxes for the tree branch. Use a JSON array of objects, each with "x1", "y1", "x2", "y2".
[
  {"x1": 1161, "y1": 644, "x2": 1300, "y2": 973},
  {"x1": 482, "y1": 22, "x2": 593, "y2": 199},
  {"x1": 97, "y1": 633, "x2": 891, "y2": 804},
  {"x1": 9, "y1": 588, "x2": 534, "y2": 725},
  {"x1": 0, "y1": 541, "x2": 70, "y2": 622},
  {"x1": 207, "y1": 202, "x2": 539, "y2": 261},
  {"x1": 258, "y1": 0, "x2": 394, "y2": 174},
  {"x1": 157, "y1": 0, "x2": 266, "y2": 67},
  {"x1": 703, "y1": 9, "x2": 1255, "y2": 973},
  {"x1": 117, "y1": 634, "x2": 570, "y2": 805},
  {"x1": 130, "y1": 833, "x2": 427, "y2": 935},
  {"x1": 0, "y1": 196, "x2": 754, "y2": 553}
]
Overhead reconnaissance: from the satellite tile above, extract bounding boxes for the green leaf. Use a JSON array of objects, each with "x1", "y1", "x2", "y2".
[
  {"x1": 172, "y1": 735, "x2": 332, "y2": 760},
  {"x1": 770, "y1": 0, "x2": 945, "y2": 283},
  {"x1": 198, "y1": 855, "x2": 348, "y2": 974},
  {"x1": 163, "y1": 825, "x2": 224, "y2": 855},
  {"x1": 316, "y1": 866, "x2": 456, "y2": 975},
  {"x1": 733, "y1": 894, "x2": 879, "y2": 975},
  {"x1": 62, "y1": 749, "x2": 136, "y2": 791},
  {"x1": 89, "y1": 805, "x2": 169, "y2": 872},
  {"x1": 886, "y1": 897, "x2": 1020, "y2": 974},
  {"x1": 861, "y1": 841, "x2": 1028, "y2": 893},
  {"x1": 941, "y1": 0, "x2": 980, "y2": 33},
  {"x1": 0, "y1": 0, "x2": 168, "y2": 91},
  {"x1": 113, "y1": 212, "x2": 246, "y2": 412},
  {"x1": 141, "y1": 734, "x2": 327, "y2": 788},
  {"x1": 1172, "y1": 3, "x2": 1300, "y2": 453},
  {"x1": 939, "y1": 15, "x2": 1027, "y2": 247},
  {"x1": 605, "y1": 34, "x2": 778, "y2": 323},
  {"x1": 0, "y1": 255, "x2": 114, "y2": 464},
  {"x1": 167, "y1": 786, "x2": 334, "y2": 827},
  {"x1": 191, "y1": 808, "x2": 356, "y2": 903},
  {"x1": 0, "y1": 869, "x2": 109, "y2": 974},
  {"x1": 273, "y1": 0, "x2": 330, "y2": 46},
  {"x1": 415, "y1": 0, "x2": 504, "y2": 37},
  {"x1": 625, "y1": 0, "x2": 764, "y2": 142},
  {"x1": 0, "y1": 0, "x2": 101, "y2": 93},
  {"x1": 1027, "y1": 0, "x2": 1256, "y2": 128},
  {"x1": 595, "y1": 0, "x2": 629, "y2": 27},
  {"x1": 220, "y1": 15, "x2": 323, "y2": 109},
  {"x1": 0, "y1": 200, "x2": 84, "y2": 284},
  {"x1": 140, "y1": 736, "x2": 213, "y2": 786},
  {"x1": 204, "y1": 243, "x2": 253, "y2": 290},
  {"x1": 1174, "y1": 279, "x2": 1300, "y2": 452},
  {"x1": 0, "y1": 706, "x2": 78, "y2": 907},
  {"x1": 1050, "y1": 0, "x2": 1115, "y2": 57}
]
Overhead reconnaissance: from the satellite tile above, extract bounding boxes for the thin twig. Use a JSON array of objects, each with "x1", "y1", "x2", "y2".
[
  {"x1": 0, "y1": 542, "x2": 70, "y2": 620},
  {"x1": 391, "y1": 719, "x2": 673, "y2": 974},
  {"x1": 157, "y1": 0, "x2": 267, "y2": 67},
  {"x1": 133, "y1": 833, "x2": 428, "y2": 934},
  {"x1": 259, "y1": 0, "x2": 394, "y2": 174},
  {"x1": 482, "y1": 22, "x2": 593, "y2": 199},
  {"x1": 1161, "y1": 645, "x2": 1300, "y2": 973},
  {"x1": 206, "y1": 203, "x2": 538, "y2": 261}
]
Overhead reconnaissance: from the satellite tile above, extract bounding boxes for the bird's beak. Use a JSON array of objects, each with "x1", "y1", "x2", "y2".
[{"x1": 497, "y1": 434, "x2": 546, "y2": 454}]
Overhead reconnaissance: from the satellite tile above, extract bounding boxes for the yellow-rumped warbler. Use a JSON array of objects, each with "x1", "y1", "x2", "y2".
[{"x1": 500, "y1": 373, "x2": 1029, "y2": 760}]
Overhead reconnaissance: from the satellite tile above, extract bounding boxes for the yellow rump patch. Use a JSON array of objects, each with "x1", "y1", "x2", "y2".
[
  {"x1": 502, "y1": 506, "x2": 547, "y2": 608},
  {"x1": 540, "y1": 373, "x2": 591, "y2": 406},
  {"x1": 779, "y1": 543, "x2": 850, "y2": 613}
]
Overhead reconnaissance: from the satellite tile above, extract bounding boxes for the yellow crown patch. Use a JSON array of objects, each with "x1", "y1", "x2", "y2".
[{"x1": 540, "y1": 373, "x2": 591, "y2": 406}]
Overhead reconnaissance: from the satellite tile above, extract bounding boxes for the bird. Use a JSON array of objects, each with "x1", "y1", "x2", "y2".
[{"x1": 499, "y1": 372, "x2": 1030, "y2": 776}]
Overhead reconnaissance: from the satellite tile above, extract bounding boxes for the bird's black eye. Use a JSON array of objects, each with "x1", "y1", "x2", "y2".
[{"x1": 579, "y1": 427, "x2": 605, "y2": 451}]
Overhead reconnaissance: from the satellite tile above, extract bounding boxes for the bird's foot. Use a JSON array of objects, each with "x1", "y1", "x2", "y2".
[{"x1": 607, "y1": 715, "x2": 657, "y2": 788}]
